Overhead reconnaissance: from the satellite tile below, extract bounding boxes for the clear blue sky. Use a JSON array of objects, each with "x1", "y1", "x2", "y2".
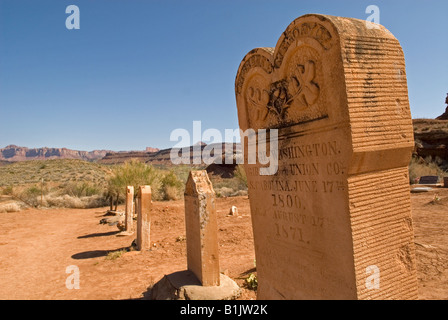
[{"x1": 1, "y1": 0, "x2": 447, "y2": 151}]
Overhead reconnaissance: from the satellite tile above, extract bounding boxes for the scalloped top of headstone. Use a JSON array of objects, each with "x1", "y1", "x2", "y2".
[{"x1": 235, "y1": 14, "x2": 413, "y2": 157}]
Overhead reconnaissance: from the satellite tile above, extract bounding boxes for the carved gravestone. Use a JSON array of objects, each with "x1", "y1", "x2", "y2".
[
  {"x1": 235, "y1": 14, "x2": 418, "y2": 299},
  {"x1": 136, "y1": 185, "x2": 152, "y2": 251},
  {"x1": 184, "y1": 171, "x2": 220, "y2": 286},
  {"x1": 150, "y1": 172, "x2": 241, "y2": 299},
  {"x1": 117, "y1": 186, "x2": 135, "y2": 236}
]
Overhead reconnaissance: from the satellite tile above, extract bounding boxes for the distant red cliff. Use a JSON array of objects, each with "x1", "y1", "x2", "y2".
[
  {"x1": 0, "y1": 145, "x2": 159, "y2": 163},
  {"x1": 0, "y1": 145, "x2": 113, "y2": 162}
]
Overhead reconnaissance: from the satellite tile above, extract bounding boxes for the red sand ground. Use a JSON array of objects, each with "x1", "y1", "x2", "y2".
[{"x1": 0, "y1": 191, "x2": 447, "y2": 300}]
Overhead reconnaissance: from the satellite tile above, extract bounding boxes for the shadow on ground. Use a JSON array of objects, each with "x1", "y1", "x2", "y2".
[
  {"x1": 71, "y1": 246, "x2": 131, "y2": 259},
  {"x1": 77, "y1": 231, "x2": 120, "y2": 239}
]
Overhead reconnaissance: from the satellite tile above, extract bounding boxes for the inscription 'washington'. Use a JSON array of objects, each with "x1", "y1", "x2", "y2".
[{"x1": 278, "y1": 141, "x2": 339, "y2": 160}]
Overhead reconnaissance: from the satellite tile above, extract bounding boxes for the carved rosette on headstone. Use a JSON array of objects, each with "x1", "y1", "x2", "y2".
[
  {"x1": 184, "y1": 171, "x2": 220, "y2": 286},
  {"x1": 235, "y1": 14, "x2": 418, "y2": 299},
  {"x1": 136, "y1": 185, "x2": 152, "y2": 251}
]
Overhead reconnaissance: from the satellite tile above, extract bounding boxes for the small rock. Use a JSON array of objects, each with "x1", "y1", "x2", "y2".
[
  {"x1": 117, "y1": 221, "x2": 126, "y2": 231},
  {"x1": 411, "y1": 187, "x2": 433, "y2": 193},
  {"x1": 228, "y1": 206, "x2": 238, "y2": 216},
  {"x1": 100, "y1": 215, "x2": 125, "y2": 226}
]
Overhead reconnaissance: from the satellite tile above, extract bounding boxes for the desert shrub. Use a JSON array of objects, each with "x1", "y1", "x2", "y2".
[
  {"x1": 61, "y1": 181, "x2": 103, "y2": 197},
  {"x1": 44, "y1": 194, "x2": 84, "y2": 208},
  {"x1": 1, "y1": 186, "x2": 13, "y2": 195},
  {"x1": 234, "y1": 165, "x2": 247, "y2": 188},
  {"x1": 163, "y1": 185, "x2": 181, "y2": 200},
  {"x1": 107, "y1": 160, "x2": 162, "y2": 208},
  {"x1": 13, "y1": 185, "x2": 45, "y2": 207},
  {"x1": 160, "y1": 171, "x2": 184, "y2": 200},
  {"x1": 215, "y1": 187, "x2": 234, "y2": 198},
  {"x1": 245, "y1": 273, "x2": 258, "y2": 291},
  {"x1": 0, "y1": 202, "x2": 21, "y2": 213},
  {"x1": 25, "y1": 185, "x2": 41, "y2": 197},
  {"x1": 211, "y1": 171, "x2": 248, "y2": 198},
  {"x1": 408, "y1": 156, "x2": 447, "y2": 184},
  {"x1": 44, "y1": 194, "x2": 108, "y2": 209}
]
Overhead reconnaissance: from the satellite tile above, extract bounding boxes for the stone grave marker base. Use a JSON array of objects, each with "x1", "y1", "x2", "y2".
[
  {"x1": 116, "y1": 230, "x2": 134, "y2": 237},
  {"x1": 150, "y1": 270, "x2": 241, "y2": 300}
]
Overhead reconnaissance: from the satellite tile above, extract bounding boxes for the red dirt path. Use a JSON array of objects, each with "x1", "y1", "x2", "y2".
[{"x1": 0, "y1": 192, "x2": 447, "y2": 300}]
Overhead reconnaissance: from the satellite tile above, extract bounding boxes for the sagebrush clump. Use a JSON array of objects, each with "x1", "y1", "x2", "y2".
[{"x1": 408, "y1": 156, "x2": 447, "y2": 184}]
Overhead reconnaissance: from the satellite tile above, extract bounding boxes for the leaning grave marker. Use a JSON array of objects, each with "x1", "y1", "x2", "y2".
[
  {"x1": 150, "y1": 171, "x2": 241, "y2": 300},
  {"x1": 235, "y1": 14, "x2": 418, "y2": 299},
  {"x1": 184, "y1": 170, "x2": 220, "y2": 286}
]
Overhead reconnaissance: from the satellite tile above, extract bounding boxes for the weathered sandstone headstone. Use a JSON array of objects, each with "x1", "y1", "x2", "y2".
[
  {"x1": 235, "y1": 14, "x2": 418, "y2": 299},
  {"x1": 184, "y1": 171, "x2": 220, "y2": 286},
  {"x1": 136, "y1": 185, "x2": 151, "y2": 251},
  {"x1": 125, "y1": 186, "x2": 134, "y2": 232}
]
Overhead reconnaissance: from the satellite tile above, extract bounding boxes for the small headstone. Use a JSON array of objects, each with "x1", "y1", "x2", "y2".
[
  {"x1": 117, "y1": 186, "x2": 135, "y2": 236},
  {"x1": 136, "y1": 185, "x2": 152, "y2": 251},
  {"x1": 184, "y1": 170, "x2": 220, "y2": 286},
  {"x1": 125, "y1": 186, "x2": 134, "y2": 232}
]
